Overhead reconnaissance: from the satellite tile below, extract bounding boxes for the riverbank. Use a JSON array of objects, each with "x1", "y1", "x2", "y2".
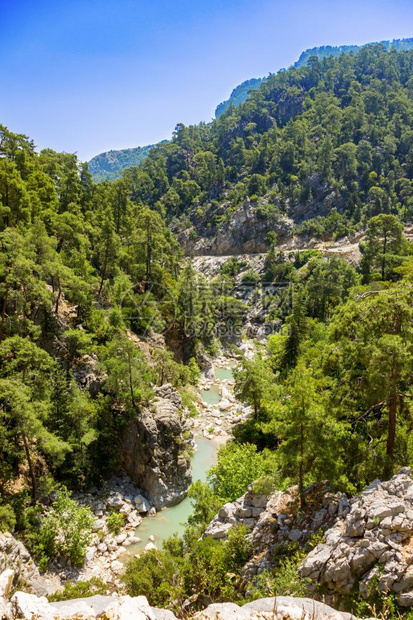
[{"x1": 41, "y1": 355, "x2": 245, "y2": 594}]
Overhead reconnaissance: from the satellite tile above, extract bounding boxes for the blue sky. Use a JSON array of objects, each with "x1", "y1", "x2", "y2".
[{"x1": 1, "y1": 0, "x2": 413, "y2": 161}]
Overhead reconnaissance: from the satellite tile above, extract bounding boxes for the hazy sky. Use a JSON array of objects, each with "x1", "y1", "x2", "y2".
[{"x1": 1, "y1": 0, "x2": 413, "y2": 161}]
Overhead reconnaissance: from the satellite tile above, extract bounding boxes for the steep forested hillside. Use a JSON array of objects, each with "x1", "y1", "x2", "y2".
[{"x1": 0, "y1": 124, "x2": 205, "y2": 509}]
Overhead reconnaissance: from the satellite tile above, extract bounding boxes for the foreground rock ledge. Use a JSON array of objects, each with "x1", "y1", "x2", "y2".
[
  {"x1": 5, "y1": 593, "x2": 371, "y2": 619},
  {"x1": 301, "y1": 467, "x2": 413, "y2": 607}
]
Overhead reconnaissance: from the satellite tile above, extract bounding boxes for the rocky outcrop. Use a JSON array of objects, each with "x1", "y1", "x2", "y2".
[
  {"x1": 120, "y1": 385, "x2": 193, "y2": 510},
  {"x1": 2, "y1": 591, "x2": 369, "y2": 619},
  {"x1": 0, "y1": 533, "x2": 48, "y2": 597},
  {"x1": 204, "y1": 483, "x2": 350, "y2": 578},
  {"x1": 204, "y1": 486, "x2": 269, "y2": 540},
  {"x1": 300, "y1": 467, "x2": 413, "y2": 607},
  {"x1": 179, "y1": 200, "x2": 293, "y2": 256},
  {"x1": 72, "y1": 354, "x2": 105, "y2": 396}
]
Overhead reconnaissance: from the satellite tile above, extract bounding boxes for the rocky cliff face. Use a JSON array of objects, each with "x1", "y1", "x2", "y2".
[
  {"x1": 301, "y1": 467, "x2": 413, "y2": 607},
  {"x1": 179, "y1": 200, "x2": 293, "y2": 256},
  {"x1": 0, "y1": 534, "x2": 48, "y2": 598},
  {"x1": 119, "y1": 384, "x2": 193, "y2": 510}
]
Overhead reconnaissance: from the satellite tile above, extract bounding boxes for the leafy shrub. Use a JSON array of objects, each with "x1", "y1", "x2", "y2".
[
  {"x1": 241, "y1": 269, "x2": 261, "y2": 286},
  {"x1": 253, "y1": 555, "x2": 311, "y2": 598},
  {"x1": 107, "y1": 511, "x2": 124, "y2": 535},
  {"x1": 208, "y1": 442, "x2": 269, "y2": 502},
  {"x1": 27, "y1": 488, "x2": 94, "y2": 571},
  {"x1": 220, "y1": 258, "x2": 247, "y2": 277},
  {"x1": 48, "y1": 578, "x2": 107, "y2": 602},
  {"x1": 122, "y1": 549, "x2": 182, "y2": 607},
  {"x1": 0, "y1": 504, "x2": 16, "y2": 532}
]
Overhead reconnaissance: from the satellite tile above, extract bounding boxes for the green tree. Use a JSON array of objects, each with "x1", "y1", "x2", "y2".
[
  {"x1": 326, "y1": 281, "x2": 413, "y2": 479},
  {"x1": 103, "y1": 335, "x2": 154, "y2": 412},
  {"x1": 208, "y1": 442, "x2": 269, "y2": 502},
  {"x1": 361, "y1": 214, "x2": 407, "y2": 281},
  {"x1": 271, "y1": 363, "x2": 345, "y2": 506},
  {"x1": 234, "y1": 356, "x2": 273, "y2": 419}
]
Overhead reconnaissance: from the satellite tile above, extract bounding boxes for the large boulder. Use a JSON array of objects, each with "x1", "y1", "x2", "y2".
[
  {"x1": 194, "y1": 596, "x2": 369, "y2": 619},
  {"x1": 300, "y1": 468, "x2": 413, "y2": 606},
  {"x1": 10, "y1": 593, "x2": 161, "y2": 619},
  {"x1": 119, "y1": 386, "x2": 193, "y2": 509}
]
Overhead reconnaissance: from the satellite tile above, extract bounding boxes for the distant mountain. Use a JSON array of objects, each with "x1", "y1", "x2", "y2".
[
  {"x1": 215, "y1": 77, "x2": 267, "y2": 118},
  {"x1": 88, "y1": 143, "x2": 166, "y2": 182},
  {"x1": 214, "y1": 37, "x2": 413, "y2": 118},
  {"x1": 294, "y1": 37, "x2": 413, "y2": 67}
]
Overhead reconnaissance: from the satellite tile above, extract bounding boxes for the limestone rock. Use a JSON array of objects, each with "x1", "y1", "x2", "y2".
[
  {"x1": 0, "y1": 569, "x2": 14, "y2": 598},
  {"x1": 204, "y1": 481, "x2": 345, "y2": 578},
  {"x1": 117, "y1": 595, "x2": 156, "y2": 619},
  {"x1": 120, "y1": 386, "x2": 193, "y2": 509},
  {"x1": 11, "y1": 591, "x2": 52, "y2": 619},
  {"x1": 134, "y1": 495, "x2": 152, "y2": 513},
  {"x1": 194, "y1": 596, "x2": 370, "y2": 619},
  {"x1": 300, "y1": 468, "x2": 413, "y2": 602},
  {"x1": 0, "y1": 533, "x2": 47, "y2": 596}
]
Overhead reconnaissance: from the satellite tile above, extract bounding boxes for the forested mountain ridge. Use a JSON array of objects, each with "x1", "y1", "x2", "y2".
[
  {"x1": 214, "y1": 37, "x2": 413, "y2": 118},
  {"x1": 215, "y1": 77, "x2": 267, "y2": 118},
  {"x1": 294, "y1": 36, "x2": 413, "y2": 67},
  {"x1": 118, "y1": 44, "x2": 413, "y2": 256}
]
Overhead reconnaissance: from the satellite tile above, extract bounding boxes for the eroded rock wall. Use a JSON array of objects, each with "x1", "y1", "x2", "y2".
[{"x1": 119, "y1": 385, "x2": 193, "y2": 510}]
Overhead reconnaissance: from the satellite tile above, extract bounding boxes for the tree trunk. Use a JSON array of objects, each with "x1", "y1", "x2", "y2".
[
  {"x1": 385, "y1": 353, "x2": 398, "y2": 477},
  {"x1": 299, "y1": 422, "x2": 305, "y2": 507},
  {"x1": 98, "y1": 245, "x2": 109, "y2": 297},
  {"x1": 382, "y1": 231, "x2": 387, "y2": 280},
  {"x1": 0, "y1": 288, "x2": 8, "y2": 342},
  {"x1": 54, "y1": 279, "x2": 62, "y2": 314},
  {"x1": 127, "y1": 351, "x2": 135, "y2": 410},
  {"x1": 22, "y1": 430, "x2": 37, "y2": 505}
]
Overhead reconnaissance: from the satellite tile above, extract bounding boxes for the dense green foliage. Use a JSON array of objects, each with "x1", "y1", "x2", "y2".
[
  {"x1": 123, "y1": 525, "x2": 252, "y2": 612},
  {"x1": 233, "y1": 239, "x2": 413, "y2": 496},
  {"x1": 27, "y1": 489, "x2": 94, "y2": 571}
]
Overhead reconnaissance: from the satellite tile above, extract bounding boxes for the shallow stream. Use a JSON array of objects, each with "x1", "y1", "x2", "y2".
[{"x1": 126, "y1": 438, "x2": 217, "y2": 554}]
